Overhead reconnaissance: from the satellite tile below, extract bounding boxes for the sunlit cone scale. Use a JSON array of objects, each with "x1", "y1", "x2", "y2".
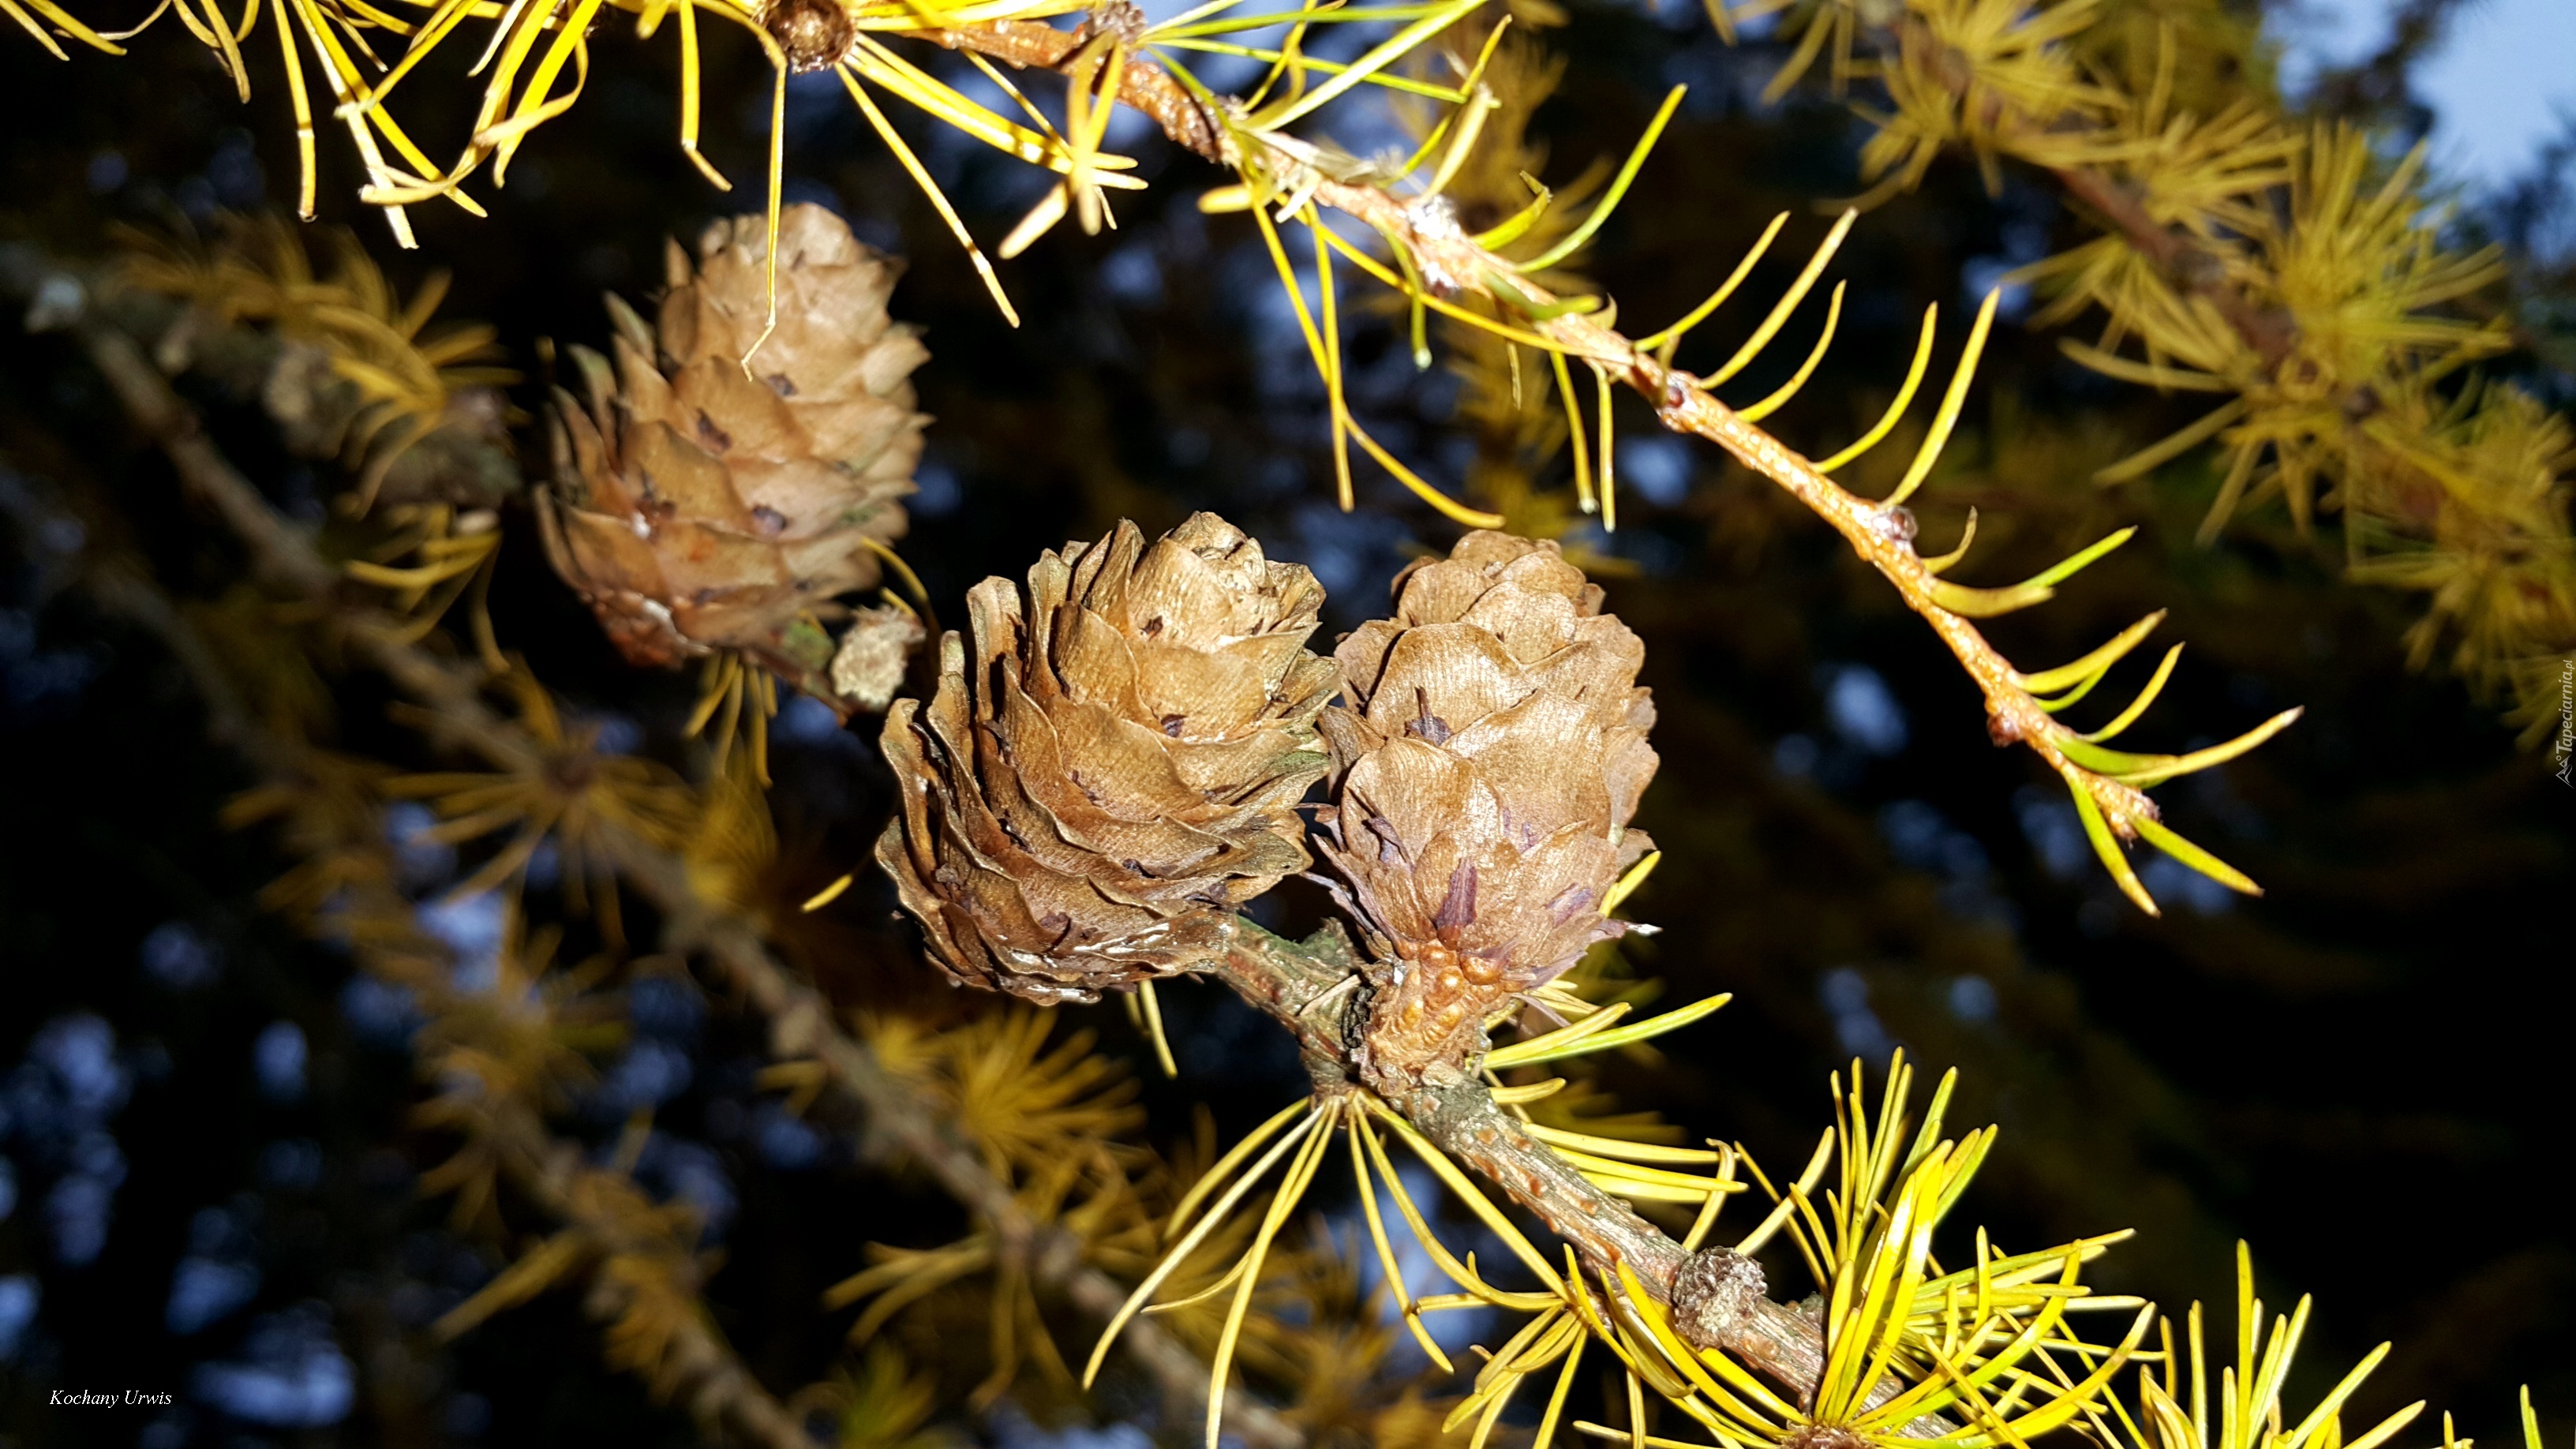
[
  {"x1": 536, "y1": 203, "x2": 927, "y2": 708},
  {"x1": 1316, "y1": 531, "x2": 1657, "y2": 1087},
  {"x1": 877, "y1": 513, "x2": 1339, "y2": 1003}
]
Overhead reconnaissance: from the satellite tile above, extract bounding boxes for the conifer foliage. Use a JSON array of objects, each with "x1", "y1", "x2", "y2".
[{"x1": 1, "y1": 0, "x2": 2569, "y2": 1442}]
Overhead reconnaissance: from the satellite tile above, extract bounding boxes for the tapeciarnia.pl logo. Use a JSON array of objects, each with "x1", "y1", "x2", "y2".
[{"x1": 2554, "y1": 659, "x2": 2573, "y2": 788}]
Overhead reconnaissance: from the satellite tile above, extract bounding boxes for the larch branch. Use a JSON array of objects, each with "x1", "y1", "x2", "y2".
[{"x1": 869, "y1": 33, "x2": 2069, "y2": 1410}]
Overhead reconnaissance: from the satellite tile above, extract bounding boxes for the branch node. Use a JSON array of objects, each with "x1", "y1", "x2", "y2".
[{"x1": 1668, "y1": 1246, "x2": 1766, "y2": 1350}]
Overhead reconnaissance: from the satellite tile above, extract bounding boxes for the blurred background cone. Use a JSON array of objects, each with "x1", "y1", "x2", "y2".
[{"x1": 537, "y1": 203, "x2": 929, "y2": 717}]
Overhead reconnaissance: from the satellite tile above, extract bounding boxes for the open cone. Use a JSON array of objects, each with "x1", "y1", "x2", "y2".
[{"x1": 877, "y1": 514, "x2": 1337, "y2": 1003}]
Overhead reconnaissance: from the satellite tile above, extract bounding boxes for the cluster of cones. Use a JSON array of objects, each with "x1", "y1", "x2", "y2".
[
  {"x1": 876, "y1": 514, "x2": 1657, "y2": 1087},
  {"x1": 530, "y1": 204, "x2": 1661, "y2": 1082}
]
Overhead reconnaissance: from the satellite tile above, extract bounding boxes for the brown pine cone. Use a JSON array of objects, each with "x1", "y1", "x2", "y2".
[
  {"x1": 876, "y1": 514, "x2": 1339, "y2": 1004},
  {"x1": 1315, "y1": 531, "x2": 1658, "y2": 1085},
  {"x1": 536, "y1": 203, "x2": 927, "y2": 708}
]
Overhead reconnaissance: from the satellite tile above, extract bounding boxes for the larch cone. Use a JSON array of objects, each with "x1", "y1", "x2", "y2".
[
  {"x1": 876, "y1": 513, "x2": 1338, "y2": 1003},
  {"x1": 1316, "y1": 531, "x2": 1658, "y2": 1088},
  {"x1": 537, "y1": 203, "x2": 927, "y2": 710}
]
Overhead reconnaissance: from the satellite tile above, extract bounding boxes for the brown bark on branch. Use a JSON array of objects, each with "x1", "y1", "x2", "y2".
[
  {"x1": 923, "y1": 19, "x2": 1230, "y2": 163},
  {"x1": 1211, "y1": 923, "x2": 1846, "y2": 1406}
]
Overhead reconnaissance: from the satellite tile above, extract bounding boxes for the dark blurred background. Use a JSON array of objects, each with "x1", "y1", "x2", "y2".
[{"x1": 2, "y1": 0, "x2": 2572, "y2": 1444}]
